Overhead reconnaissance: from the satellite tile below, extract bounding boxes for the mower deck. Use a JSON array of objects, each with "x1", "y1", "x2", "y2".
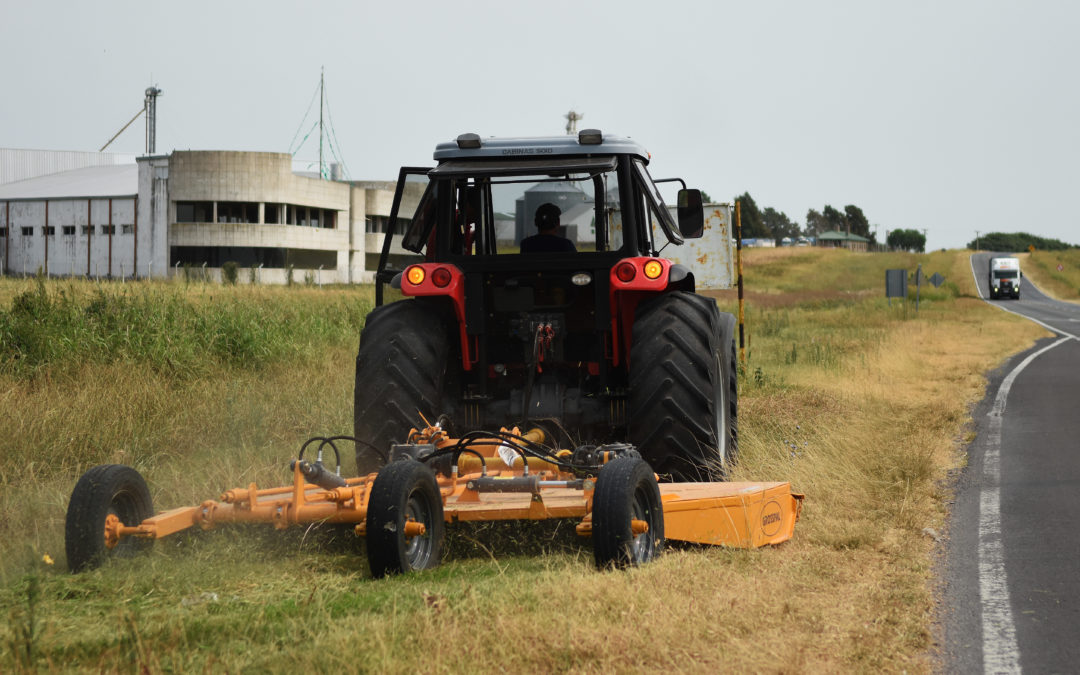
[{"x1": 67, "y1": 424, "x2": 802, "y2": 575}]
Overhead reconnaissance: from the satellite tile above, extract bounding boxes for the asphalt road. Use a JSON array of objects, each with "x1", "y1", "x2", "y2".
[{"x1": 941, "y1": 254, "x2": 1080, "y2": 674}]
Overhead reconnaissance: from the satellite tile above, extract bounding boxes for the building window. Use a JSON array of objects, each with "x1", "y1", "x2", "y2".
[
  {"x1": 43, "y1": 226, "x2": 55, "y2": 237},
  {"x1": 82, "y1": 225, "x2": 93, "y2": 235},
  {"x1": 216, "y1": 202, "x2": 259, "y2": 224},
  {"x1": 100, "y1": 225, "x2": 115, "y2": 235},
  {"x1": 176, "y1": 201, "x2": 213, "y2": 222},
  {"x1": 21, "y1": 227, "x2": 33, "y2": 237},
  {"x1": 0, "y1": 227, "x2": 6, "y2": 237},
  {"x1": 62, "y1": 226, "x2": 76, "y2": 236},
  {"x1": 265, "y1": 203, "x2": 279, "y2": 224},
  {"x1": 323, "y1": 209, "x2": 335, "y2": 229},
  {"x1": 122, "y1": 224, "x2": 134, "y2": 235}
]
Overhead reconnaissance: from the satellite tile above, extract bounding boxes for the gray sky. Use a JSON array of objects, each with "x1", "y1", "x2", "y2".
[{"x1": 3, "y1": 0, "x2": 1077, "y2": 250}]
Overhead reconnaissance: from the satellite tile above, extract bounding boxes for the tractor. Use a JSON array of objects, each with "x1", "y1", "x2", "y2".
[
  {"x1": 62, "y1": 131, "x2": 792, "y2": 578},
  {"x1": 355, "y1": 130, "x2": 738, "y2": 482}
]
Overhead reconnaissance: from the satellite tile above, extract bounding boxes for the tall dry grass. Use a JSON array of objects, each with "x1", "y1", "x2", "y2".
[
  {"x1": 1017, "y1": 249, "x2": 1080, "y2": 302},
  {"x1": 0, "y1": 252, "x2": 1051, "y2": 672}
]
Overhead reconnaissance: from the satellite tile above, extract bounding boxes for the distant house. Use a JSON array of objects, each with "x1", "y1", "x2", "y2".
[{"x1": 815, "y1": 230, "x2": 870, "y2": 252}]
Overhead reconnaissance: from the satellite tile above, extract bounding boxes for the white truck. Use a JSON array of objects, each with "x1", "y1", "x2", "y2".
[{"x1": 988, "y1": 256, "x2": 1021, "y2": 299}]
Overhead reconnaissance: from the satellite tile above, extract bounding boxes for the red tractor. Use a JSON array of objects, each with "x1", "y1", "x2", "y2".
[{"x1": 355, "y1": 130, "x2": 737, "y2": 482}]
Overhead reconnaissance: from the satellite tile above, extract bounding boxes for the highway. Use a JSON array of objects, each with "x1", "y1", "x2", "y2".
[{"x1": 942, "y1": 253, "x2": 1080, "y2": 674}]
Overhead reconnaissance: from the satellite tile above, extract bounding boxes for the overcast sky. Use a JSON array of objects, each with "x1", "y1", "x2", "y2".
[{"x1": 3, "y1": 0, "x2": 1077, "y2": 250}]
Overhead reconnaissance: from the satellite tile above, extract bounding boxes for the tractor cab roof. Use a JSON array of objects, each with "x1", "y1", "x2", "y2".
[{"x1": 433, "y1": 130, "x2": 650, "y2": 163}]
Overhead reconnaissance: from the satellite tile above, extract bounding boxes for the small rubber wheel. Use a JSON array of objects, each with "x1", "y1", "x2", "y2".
[
  {"x1": 65, "y1": 464, "x2": 154, "y2": 572},
  {"x1": 592, "y1": 456, "x2": 665, "y2": 569},
  {"x1": 365, "y1": 460, "x2": 445, "y2": 577}
]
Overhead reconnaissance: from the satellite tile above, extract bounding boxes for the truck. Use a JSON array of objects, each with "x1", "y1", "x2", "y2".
[
  {"x1": 988, "y1": 256, "x2": 1021, "y2": 299},
  {"x1": 354, "y1": 130, "x2": 739, "y2": 482}
]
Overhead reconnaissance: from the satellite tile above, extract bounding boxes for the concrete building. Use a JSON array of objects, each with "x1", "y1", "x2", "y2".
[{"x1": 0, "y1": 149, "x2": 398, "y2": 282}]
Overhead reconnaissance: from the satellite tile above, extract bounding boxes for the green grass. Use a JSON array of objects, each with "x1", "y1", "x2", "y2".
[{"x1": 0, "y1": 254, "x2": 1050, "y2": 672}]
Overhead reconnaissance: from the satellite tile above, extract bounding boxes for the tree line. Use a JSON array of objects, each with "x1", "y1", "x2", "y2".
[
  {"x1": 722, "y1": 192, "x2": 925, "y2": 252},
  {"x1": 968, "y1": 231, "x2": 1076, "y2": 252}
]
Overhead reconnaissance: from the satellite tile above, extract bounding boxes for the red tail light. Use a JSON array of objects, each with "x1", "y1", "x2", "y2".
[
  {"x1": 615, "y1": 261, "x2": 637, "y2": 282},
  {"x1": 431, "y1": 267, "x2": 452, "y2": 288}
]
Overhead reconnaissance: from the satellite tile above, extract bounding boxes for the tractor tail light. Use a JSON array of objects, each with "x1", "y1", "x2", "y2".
[
  {"x1": 615, "y1": 261, "x2": 637, "y2": 283},
  {"x1": 431, "y1": 267, "x2": 452, "y2": 288},
  {"x1": 406, "y1": 266, "x2": 426, "y2": 286}
]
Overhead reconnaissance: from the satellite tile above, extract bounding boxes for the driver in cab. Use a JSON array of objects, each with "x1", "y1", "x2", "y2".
[{"x1": 520, "y1": 203, "x2": 577, "y2": 253}]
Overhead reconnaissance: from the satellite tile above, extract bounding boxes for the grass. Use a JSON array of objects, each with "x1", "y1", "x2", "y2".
[
  {"x1": 1017, "y1": 249, "x2": 1080, "y2": 302},
  {"x1": 0, "y1": 252, "x2": 1050, "y2": 673}
]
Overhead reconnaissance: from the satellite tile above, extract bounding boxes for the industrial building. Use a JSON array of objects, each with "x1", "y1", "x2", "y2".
[{"x1": 0, "y1": 148, "x2": 399, "y2": 283}]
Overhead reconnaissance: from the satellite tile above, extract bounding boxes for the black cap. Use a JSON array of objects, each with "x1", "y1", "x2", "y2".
[{"x1": 535, "y1": 203, "x2": 561, "y2": 230}]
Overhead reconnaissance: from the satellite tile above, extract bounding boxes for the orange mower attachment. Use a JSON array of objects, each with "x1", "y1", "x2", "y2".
[{"x1": 65, "y1": 423, "x2": 803, "y2": 576}]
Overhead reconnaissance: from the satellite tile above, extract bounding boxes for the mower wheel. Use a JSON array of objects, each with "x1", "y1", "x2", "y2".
[
  {"x1": 354, "y1": 300, "x2": 450, "y2": 476},
  {"x1": 65, "y1": 464, "x2": 154, "y2": 573},
  {"x1": 365, "y1": 460, "x2": 445, "y2": 577},
  {"x1": 592, "y1": 456, "x2": 664, "y2": 569},
  {"x1": 629, "y1": 292, "x2": 737, "y2": 481}
]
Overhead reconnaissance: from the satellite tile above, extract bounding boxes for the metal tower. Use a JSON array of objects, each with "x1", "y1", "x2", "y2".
[
  {"x1": 145, "y1": 86, "x2": 162, "y2": 154},
  {"x1": 565, "y1": 110, "x2": 583, "y2": 135}
]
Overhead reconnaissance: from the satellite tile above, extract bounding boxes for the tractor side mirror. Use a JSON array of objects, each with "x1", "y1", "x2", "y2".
[{"x1": 677, "y1": 189, "x2": 704, "y2": 239}]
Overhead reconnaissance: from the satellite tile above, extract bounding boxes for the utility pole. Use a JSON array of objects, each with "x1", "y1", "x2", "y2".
[{"x1": 975, "y1": 230, "x2": 980, "y2": 251}]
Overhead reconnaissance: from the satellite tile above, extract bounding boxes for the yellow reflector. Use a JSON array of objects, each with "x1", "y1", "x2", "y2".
[
  {"x1": 406, "y1": 266, "x2": 426, "y2": 285},
  {"x1": 644, "y1": 260, "x2": 663, "y2": 279}
]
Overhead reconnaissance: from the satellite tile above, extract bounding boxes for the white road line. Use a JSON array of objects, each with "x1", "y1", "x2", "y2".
[{"x1": 980, "y1": 336, "x2": 1070, "y2": 674}]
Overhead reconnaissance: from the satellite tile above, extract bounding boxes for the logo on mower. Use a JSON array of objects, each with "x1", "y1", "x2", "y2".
[{"x1": 761, "y1": 500, "x2": 783, "y2": 537}]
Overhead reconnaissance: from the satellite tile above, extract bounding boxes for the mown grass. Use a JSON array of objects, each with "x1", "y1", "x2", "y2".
[
  {"x1": 1018, "y1": 249, "x2": 1080, "y2": 302},
  {"x1": 0, "y1": 252, "x2": 1050, "y2": 673}
]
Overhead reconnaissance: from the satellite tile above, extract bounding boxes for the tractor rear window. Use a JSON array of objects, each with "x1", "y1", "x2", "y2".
[{"x1": 410, "y1": 159, "x2": 629, "y2": 257}]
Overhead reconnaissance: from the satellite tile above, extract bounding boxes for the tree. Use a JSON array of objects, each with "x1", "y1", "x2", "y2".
[
  {"x1": 805, "y1": 208, "x2": 827, "y2": 236},
  {"x1": 734, "y1": 192, "x2": 771, "y2": 238},
  {"x1": 822, "y1": 205, "x2": 846, "y2": 233},
  {"x1": 887, "y1": 228, "x2": 925, "y2": 252},
  {"x1": 762, "y1": 207, "x2": 800, "y2": 244},
  {"x1": 843, "y1": 205, "x2": 871, "y2": 238},
  {"x1": 700, "y1": 190, "x2": 714, "y2": 204}
]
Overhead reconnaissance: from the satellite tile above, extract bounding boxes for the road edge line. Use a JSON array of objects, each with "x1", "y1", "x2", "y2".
[{"x1": 979, "y1": 335, "x2": 1070, "y2": 673}]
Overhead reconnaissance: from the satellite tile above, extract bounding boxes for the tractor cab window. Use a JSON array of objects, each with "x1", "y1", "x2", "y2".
[{"x1": 418, "y1": 156, "x2": 628, "y2": 257}]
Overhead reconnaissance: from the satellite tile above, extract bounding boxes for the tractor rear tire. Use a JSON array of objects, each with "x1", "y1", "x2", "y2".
[
  {"x1": 65, "y1": 464, "x2": 154, "y2": 573},
  {"x1": 628, "y1": 292, "x2": 737, "y2": 481},
  {"x1": 718, "y1": 311, "x2": 739, "y2": 470},
  {"x1": 354, "y1": 300, "x2": 449, "y2": 476},
  {"x1": 593, "y1": 455, "x2": 664, "y2": 569},
  {"x1": 365, "y1": 460, "x2": 445, "y2": 577}
]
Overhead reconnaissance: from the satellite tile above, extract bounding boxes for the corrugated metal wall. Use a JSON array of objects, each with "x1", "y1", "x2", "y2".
[{"x1": 1, "y1": 149, "x2": 136, "y2": 186}]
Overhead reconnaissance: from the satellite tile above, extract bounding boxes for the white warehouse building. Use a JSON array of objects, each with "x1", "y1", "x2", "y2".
[{"x1": 0, "y1": 149, "x2": 401, "y2": 283}]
